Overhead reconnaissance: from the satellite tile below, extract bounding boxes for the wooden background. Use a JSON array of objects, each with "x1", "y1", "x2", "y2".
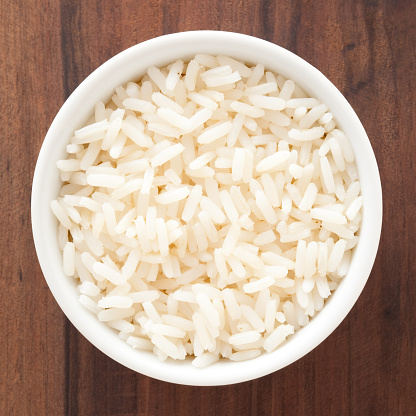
[{"x1": 1, "y1": 0, "x2": 415, "y2": 414}]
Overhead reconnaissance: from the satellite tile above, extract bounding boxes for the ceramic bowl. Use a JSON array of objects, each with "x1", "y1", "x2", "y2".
[{"x1": 32, "y1": 31, "x2": 382, "y2": 386}]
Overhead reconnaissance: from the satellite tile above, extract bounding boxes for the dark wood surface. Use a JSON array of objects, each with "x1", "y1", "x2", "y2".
[{"x1": 1, "y1": 0, "x2": 415, "y2": 414}]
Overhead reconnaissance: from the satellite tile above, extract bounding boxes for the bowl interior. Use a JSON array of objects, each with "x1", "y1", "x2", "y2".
[{"x1": 32, "y1": 31, "x2": 382, "y2": 386}]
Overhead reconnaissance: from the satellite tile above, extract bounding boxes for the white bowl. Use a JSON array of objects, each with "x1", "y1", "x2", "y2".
[{"x1": 32, "y1": 31, "x2": 382, "y2": 386}]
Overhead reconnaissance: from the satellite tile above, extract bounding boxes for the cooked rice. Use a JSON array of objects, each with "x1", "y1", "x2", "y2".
[{"x1": 52, "y1": 55, "x2": 362, "y2": 368}]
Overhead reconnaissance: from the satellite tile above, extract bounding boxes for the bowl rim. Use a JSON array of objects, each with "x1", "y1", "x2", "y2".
[{"x1": 31, "y1": 30, "x2": 382, "y2": 386}]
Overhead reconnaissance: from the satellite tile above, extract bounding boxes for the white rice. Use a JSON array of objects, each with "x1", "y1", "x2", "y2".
[
  {"x1": 197, "y1": 121, "x2": 233, "y2": 144},
  {"x1": 150, "y1": 143, "x2": 185, "y2": 167},
  {"x1": 155, "y1": 187, "x2": 190, "y2": 205},
  {"x1": 122, "y1": 98, "x2": 156, "y2": 114},
  {"x1": 228, "y1": 331, "x2": 261, "y2": 346},
  {"x1": 248, "y1": 95, "x2": 286, "y2": 111},
  {"x1": 97, "y1": 307, "x2": 135, "y2": 322},
  {"x1": 98, "y1": 295, "x2": 133, "y2": 309},
  {"x1": 63, "y1": 242, "x2": 75, "y2": 276},
  {"x1": 240, "y1": 304, "x2": 265, "y2": 333},
  {"x1": 189, "y1": 92, "x2": 218, "y2": 110},
  {"x1": 192, "y1": 352, "x2": 220, "y2": 368},
  {"x1": 53, "y1": 55, "x2": 362, "y2": 367},
  {"x1": 230, "y1": 101, "x2": 265, "y2": 118},
  {"x1": 200, "y1": 196, "x2": 226, "y2": 224},
  {"x1": 243, "y1": 276, "x2": 275, "y2": 293},
  {"x1": 263, "y1": 324, "x2": 295, "y2": 353},
  {"x1": 184, "y1": 59, "x2": 200, "y2": 92},
  {"x1": 129, "y1": 290, "x2": 160, "y2": 303},
  {"x1": 255, "y1": 150, "x2": 291, "y2": 172},
  {"x1": 93, "y1": 262, "x2": 125, "y2": 285},
  {"x1": 166, "y1": 59, "x2": 184, "y2": 91},
  {"x1": 152, "y1": 92, "x2": 184, "y2": 113},
  {"x1": 181, "y1": 184, "x2": 203, "y2": 223}
]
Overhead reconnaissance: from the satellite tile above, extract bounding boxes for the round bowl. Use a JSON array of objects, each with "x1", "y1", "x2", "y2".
[{"x1": 31, "y1": 31, "x2": 382, "y2": 386}]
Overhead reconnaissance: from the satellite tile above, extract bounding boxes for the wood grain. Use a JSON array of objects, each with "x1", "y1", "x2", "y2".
[{"x1": 1, "y1": 0, "x2": 415, "y2": 415}]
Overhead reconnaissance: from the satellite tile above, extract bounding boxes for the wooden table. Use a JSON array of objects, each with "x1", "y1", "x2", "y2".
[{"x1": 1, "y1": 0, "x2": 415, "y2": 414}]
